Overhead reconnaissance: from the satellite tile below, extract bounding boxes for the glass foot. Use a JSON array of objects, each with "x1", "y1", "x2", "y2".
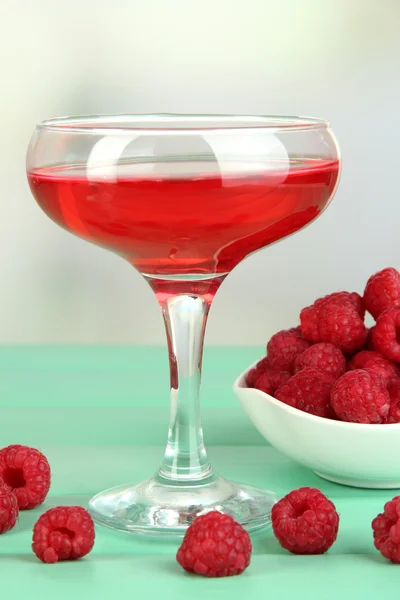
[{"x1": 88, "y1": 473, "x2": 277, "y2": 536}]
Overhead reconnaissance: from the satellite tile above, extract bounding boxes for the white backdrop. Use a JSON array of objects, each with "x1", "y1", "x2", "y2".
[{"x1": 0, "y1": 0, "x2": 399, "y2": 344}]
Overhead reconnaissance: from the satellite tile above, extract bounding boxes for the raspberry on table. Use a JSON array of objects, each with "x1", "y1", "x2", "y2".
[
  {"x1": 176, "y1": 511, "x2": 252, "y2": 577},
  {"x1": 294, "y1": 343, "x2": 346, "y2": 380},
  {"x1": 275, "y1": 367, "x2": 335, "y2": 418},
  {"x1": 272, "y1": 487, "x2": 339, "y2": 554},
  {"x1": 347, "y1": 350, "x2": 399, "y2": 384},
  {"x1": 0, "y1": 480, "x2": 18, "y2": 534},
  {"x1": 254, "y1": 369, "x2": 291, "y2": 396},
  {"x1": 373, "y1": 308, "x2": 400, "y2": 362},
  {"x1": 246, "y1": 356, "x2": 270, "y2": 387},
  {"x1": 0, "y1": 445, "x2": 51, "y2": 510},
  {"x1": 32, "y1": 506, "x2": 95, "y2": 564},
  {"x1": 331, "y1": 369, "x2": 390, "y2": 424},
  {"x1": 372, "y1": 496, "x2": 400, "y2": 563},
  {"x1": 318, "y1": 304, "x2": 366, "y2": 354},
  {"x1": 267, "y1": 328, "x2": 310, "y2": 372},
  {"x1": 364, "y1": 267, "x2": 400, "y2": 320},
  {"x1": 385, "y1": 379, "x2": 400, "y2": 423}
]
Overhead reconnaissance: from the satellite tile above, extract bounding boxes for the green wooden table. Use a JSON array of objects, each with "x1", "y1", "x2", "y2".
[{"x1": 0, "y1": 347, "x2": 397, "y2": 599}]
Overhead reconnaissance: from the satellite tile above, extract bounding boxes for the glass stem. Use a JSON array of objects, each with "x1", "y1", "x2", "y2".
[{"x1": 157, "y1": 294, "x2": 214, "y2": 483}]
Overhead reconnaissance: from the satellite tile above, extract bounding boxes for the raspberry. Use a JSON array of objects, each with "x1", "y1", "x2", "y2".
[
  {"x1": 300, "y1": 305, "x2": 320, "y2": 342},
  {"x1": 267, "y1": 328, "x2": 310, "y2": 372},
  {"x1": 176, "y1": 511, "x2": 252, "y2": 577},
  {"x1": 385, "y1": 379, "x2": 400, "y2": 423},
  {"x1": 373, "y1": 308, "x2": 400, "y2": 362},
  {"x1": 318, "y1": 304, "x2": 366, "y2": 354},
  {"x1": 254, "y1": 369, "x2": 291, "y2": 395},
  {"x1": 300, "y1": 292, "x2": 365, "y2": 343},
  {"x1": 275, "y1": 367, "x2": 335, "y2": 418},
  {"x1": 315, "y1": 291, "x2": 365, "y2": 319},
  {"x1": 348, "y1": 350, "x2": 399, "y2": 384},
  {"x1": 364, "y1": 267, "x2": 400, "y2": 319},
  {"x1": 331, "y1": 369, "x2": 390, "y2": 424},
  {"x1": 294, "y1": 343, "x2": 346, "y2": 380},
  {"x1": 372, "y1": 496, "x2": 400, "y2": 563},
  {"x1": 272, "y1": 487, "x2": 339, "y2": 554},
  {"x1": 0, "y1": 445, "x2": 51, "y2": 510},
  {"x1": 32, "y1": 506, "x2": 95, "y2": 564},
  {"x1": 246, "y1": 356, "x2": 270, "y2": 387},
  {"x1": 0, "y1": 481, "x2": 18, "y2": 534}
]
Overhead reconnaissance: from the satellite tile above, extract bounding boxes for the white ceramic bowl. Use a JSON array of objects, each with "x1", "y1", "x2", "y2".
[{"x1": 234, "y1": 358, "x2": 400, "y2": 489}]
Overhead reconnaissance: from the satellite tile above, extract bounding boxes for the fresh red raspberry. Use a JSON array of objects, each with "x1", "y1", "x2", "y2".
[
  {"x1": 176, "y1": 511, "x2": 252, "y2": 577},
  {"x1": 385, "y1": 379, "x2": 400, "y2": 423},
  {"x1": 331, "y1": 369, "x2": 390, "y2": 423},
  {"x1": 372, "y1": 496, "x2": 400, "y2": 563},
  {"x1": 348, "y1": 350, "x2": 399, "y2": 384},
  {"x1": 294, "y1": 343, "x2": 346, "y2": 380},
  {"x1": 373, "y1": 308, "x2": 400, "y2": 362},
  {"x1": 272, "y1": 487, "x2": 339, "y2": 554},
  {"x1": 275, "y1": 367, "x2": 335, "y2": 418},
  {"x1": 318, "y1": 304, "x2": 366, "y2": 354},
  {"x1": 314, "y1": 291, "x2": 365, "y2": 320},
  {"x1": 364, "y1": 267, "x2": 400, "y2": 319},
  {"x1": 0, "y1": 480, "x2": 18, "y2": 534},
  {"x1": 267, "y1": 328, "x2": 310, "y2": 372},
  {"x1": 300, "y1": 292, "x2": 365, "y2": 343},
  {"x1": 246, "y1": 356, "x2": 270, "y2": 387},
  {"x1": 254, "y1": 369, "x2": 291, "y2": 395},
  {"x1": 0, "y1": 445, "x2": 51, "y2": 510},
  {"x1": 300, "y1": 305, "x2": 320, "y2": 342},
  {"x1": 32, "y1": 506, "x2": 95, "y2": 564}
]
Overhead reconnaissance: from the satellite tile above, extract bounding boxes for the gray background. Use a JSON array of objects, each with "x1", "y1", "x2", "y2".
[{"x1": 1, "y1": 0, "x2": 399, "y2": 343}]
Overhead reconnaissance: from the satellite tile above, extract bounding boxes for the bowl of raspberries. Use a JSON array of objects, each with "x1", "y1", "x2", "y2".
[{"x1": 234, "y1": 267, "x2": 400, "y2": 488}]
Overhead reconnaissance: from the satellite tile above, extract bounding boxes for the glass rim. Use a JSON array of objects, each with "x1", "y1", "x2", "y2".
[{"x1": 36, "y1": 113, "x2": 330, "y2": 134}]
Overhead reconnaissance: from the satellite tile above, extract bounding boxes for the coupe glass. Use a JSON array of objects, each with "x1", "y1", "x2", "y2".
[{"x1": 26, "y1": 114, "x2": 340, "y2": 535}]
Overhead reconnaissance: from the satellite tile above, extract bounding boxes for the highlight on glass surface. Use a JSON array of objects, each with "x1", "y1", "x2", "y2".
[{"x1": 26, "y1": 114, "x2": 341, "y2": 535}]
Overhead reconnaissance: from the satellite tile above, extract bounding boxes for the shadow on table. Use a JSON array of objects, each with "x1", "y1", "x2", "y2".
[{"x1": 4, "y1": 553, "x2": 38, "y2": 564}]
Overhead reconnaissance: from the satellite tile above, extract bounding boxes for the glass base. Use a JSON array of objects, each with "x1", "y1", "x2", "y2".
[{"x1": 88, "y1": 473, "x2": 277, "y2": 536}]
